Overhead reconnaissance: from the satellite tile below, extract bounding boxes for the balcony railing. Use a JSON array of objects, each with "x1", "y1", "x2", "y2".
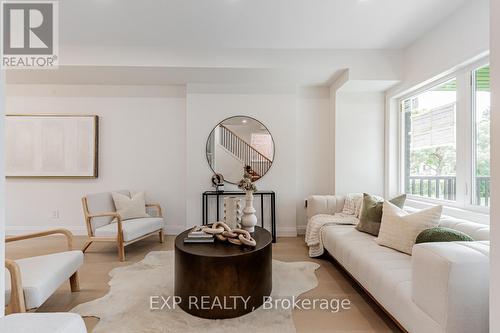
[
  {"x1": 407, "y1": 176, "x2": 490, "y2": 207},
  {"x1": 219, "y1": 124, "x2": 272, "y2": 179},
  {"x1": 475, "y1": 176, "x2": 491, "y2": 206}
]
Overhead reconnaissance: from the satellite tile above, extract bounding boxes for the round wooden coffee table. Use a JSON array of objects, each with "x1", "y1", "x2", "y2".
[{"x1": 174, "y1": 226, "x2": 272, "y2": 319}]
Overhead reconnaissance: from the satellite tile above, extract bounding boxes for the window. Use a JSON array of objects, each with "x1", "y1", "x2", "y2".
[
  {"x1": 403, "y1": 79, "x2": 457, "y2": 201},
  {"x1": 400, "y1": 61, "x2": 491, "y2": 210},
  {"x1": 472, "y1": 65, "x2": 490, "y2": 206},
  {"x1": 250, "y1": 133, "x2": 273, "y2": 160}
]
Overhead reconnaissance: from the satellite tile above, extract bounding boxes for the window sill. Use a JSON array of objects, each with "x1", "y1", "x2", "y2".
[{"x1": 405, "y1": 196, "x2": 490, "y2": 225}]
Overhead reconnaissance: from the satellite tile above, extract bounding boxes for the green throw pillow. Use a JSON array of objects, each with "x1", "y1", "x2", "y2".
[
  {"x1": 415, "y1": 227, "x2": 474, "y2": 244},
  {"x1": 355, "y1": 193, "x2": 406, "y2": 236}
]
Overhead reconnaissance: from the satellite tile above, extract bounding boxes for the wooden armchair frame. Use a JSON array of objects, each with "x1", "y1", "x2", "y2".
[
  {"x1": 81, "y1": 197, "x2": 164, "y2": 261},
  {"x1": 5, "y1": 228, "x2": 80, "y2": 314}
]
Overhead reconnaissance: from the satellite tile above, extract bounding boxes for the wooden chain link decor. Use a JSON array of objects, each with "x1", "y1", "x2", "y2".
[{"x1": 202, "y1": 222, "x2": 257, "y2": 247}]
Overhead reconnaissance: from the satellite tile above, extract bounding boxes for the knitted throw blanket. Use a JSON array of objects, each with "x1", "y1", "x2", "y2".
[{"x1": 305, "y1": 213, "x2": 359, "y2": 257}]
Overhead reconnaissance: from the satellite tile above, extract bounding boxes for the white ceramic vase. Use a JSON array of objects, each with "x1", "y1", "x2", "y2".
[
  {"x1": 241, "y1": 191, "x2": 257, "y2": 232},
  {"x1": 223, "y1": 196, "x2": 242, "y2": 229}
]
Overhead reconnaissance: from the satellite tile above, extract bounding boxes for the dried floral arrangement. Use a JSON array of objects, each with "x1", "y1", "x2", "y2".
[{"x1": 238, "y1": 166, "x2": 257, "y2": 192}]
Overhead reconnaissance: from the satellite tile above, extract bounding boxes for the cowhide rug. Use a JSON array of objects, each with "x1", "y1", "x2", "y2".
[{"x1": 71, "y1": 251, "x2": 319, "y2": 333}]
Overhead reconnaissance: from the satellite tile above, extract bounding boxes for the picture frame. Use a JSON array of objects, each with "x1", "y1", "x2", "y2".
[{"x1": 5, "y1": 114, "x2": 99, "y2": 178}]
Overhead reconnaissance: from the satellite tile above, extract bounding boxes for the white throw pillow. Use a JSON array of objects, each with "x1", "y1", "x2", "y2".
[
  {"x1": 376, "y1": 201, "x2": 442, "y2": 255},
  {"x1": 354, "y1": 195, "x2": 367, "y2": 218},
  {"x1": 111, "y1": 191, "x2": 150, "y2": 221},
  {"x1": 342, "y1": 193, "x2": 363, "y2": 215}
]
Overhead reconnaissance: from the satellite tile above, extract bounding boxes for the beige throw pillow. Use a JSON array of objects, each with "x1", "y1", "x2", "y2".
[
  {"x1": 376, "y1": 202, "x2": 442, "y2": 255},
  {"x1": 111, "y1": 191, "x2": 150, "y2": 221}
]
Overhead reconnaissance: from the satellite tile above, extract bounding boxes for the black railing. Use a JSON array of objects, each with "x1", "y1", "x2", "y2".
[
  {"x1": 475, "y1": 176, "x2": 490, "y2": 206},
  {"x1": 408, "y1": 176, "x2": 456, "y2": 201},
  {"x1": 407, "y1": 176, "x2": 490, "y2": 207},
  {"x1": 219, "y1": 125, "x2": 272, "y2": 179}
]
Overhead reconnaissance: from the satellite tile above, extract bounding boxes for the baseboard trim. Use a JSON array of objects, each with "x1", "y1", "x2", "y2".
[
  {"x1": 6, "y1": 224, "x2": 187, "y2": 236},
  {"x1": 277, "y1": 226, "x2": 298, "y2": 237},
  {"x1": 296, "y1": 225, "x2": 306, "y2": 235},
  {"x1": 164, "y1": 224, "x2": 186, "y2": 235}
]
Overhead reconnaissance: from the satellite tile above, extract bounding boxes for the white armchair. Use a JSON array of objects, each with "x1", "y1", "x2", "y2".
[
  {"x1": 5, "y1": 229, "x2": 84, "y2": 314},
  {"x1": 81, "y1": 190, "x2": 165, "y2": 261},
  {"x1": 2, "y1": 313, "x2": 87, "y2": 333}
]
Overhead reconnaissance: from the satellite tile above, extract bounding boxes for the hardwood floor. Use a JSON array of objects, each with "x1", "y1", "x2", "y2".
[{"x1": 6, "y1": 235, "x2": 402, "y2": 332}]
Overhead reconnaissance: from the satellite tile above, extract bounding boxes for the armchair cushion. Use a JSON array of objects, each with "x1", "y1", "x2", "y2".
[
  {"x1": 3, "y1": 313, "x2": 87, "y2": 333},
  {"x1": 5, "y1": 251, "x2": 84, "y2": 309},
  {"x1": 94, "y1": 217, "x2": 164, "y2": 242}
]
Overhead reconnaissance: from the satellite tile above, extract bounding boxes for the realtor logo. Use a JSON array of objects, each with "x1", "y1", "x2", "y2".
[{"x1": 1, "y1": 1, "x2": 58, "y2": 68}]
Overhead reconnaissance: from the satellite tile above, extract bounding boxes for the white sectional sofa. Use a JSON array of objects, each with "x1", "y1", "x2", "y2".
[{"x1": 306, "y1": 195, "x2": 490, "y2": 333}]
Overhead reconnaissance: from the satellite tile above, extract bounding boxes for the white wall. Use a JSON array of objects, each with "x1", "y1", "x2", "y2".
[
  {"x1": 224, "y1": 124, "x2": 269, "y2": 145},
  {"x1": 401, "y1": 0, "x2": 489, "y2": 94},
  {"x1": 184, "y1": 84, "x2": 384, "y2": 234},
  {"x1": 490, "y1": 0, "x2": 500, "y2": 330},
  {"x1": 328, "y1": 71, "x2": 349, "y2": 195},
  {"x1": 0, "y1": 66, "x2": 5, "y2": 312},
  {"x1": 5, "y1": 83, "x2": 333, "y2": 236},
  {"x1": 214, "y1": 144, "x2": 245, "y2": 182},
  {"x1": 185, "y1": 86, "x2": 300, "y2": 236},
  {"x1": 296, "y1": 87, "x2": 333, "y2": 233},
  {"x1": 5, "y1": 85, "x2": 187, "y2": 235},
  {"x1": 335, "y1": 91, "x2": 385, "y2": 196}
]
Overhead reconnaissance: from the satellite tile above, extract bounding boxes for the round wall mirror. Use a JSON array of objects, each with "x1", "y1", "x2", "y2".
[{"x1": 206, "y1": 116, "x2": 275, "y2": 184}]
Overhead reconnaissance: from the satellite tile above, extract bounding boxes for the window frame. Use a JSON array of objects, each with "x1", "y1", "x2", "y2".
[
  {"x1": 398, "y1": 58, "x2": 490, "y2": 214},
  {"x1": 471, "y1": 64, "x2": 491, "y2": 207}
]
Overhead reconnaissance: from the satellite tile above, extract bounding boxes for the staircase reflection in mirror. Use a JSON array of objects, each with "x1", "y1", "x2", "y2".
[{"x1": 206, "y1": 116, "x2": 275, "y2": 184}]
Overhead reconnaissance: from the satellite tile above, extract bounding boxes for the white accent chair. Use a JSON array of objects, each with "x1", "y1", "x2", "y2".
[
  {"x1": 4, "y1": 229, "x2": 84, "y2": 314},
  {"x1": 2, "y1": 313, "x2": 87, "y2": 333},
  {"x1": 81, "y1": 190, "x2": 165, "y2": 261}
]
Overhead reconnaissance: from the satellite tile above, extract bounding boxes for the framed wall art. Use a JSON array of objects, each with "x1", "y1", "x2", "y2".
[{"x1": 5, "y1": 115, "x2": 99, "y2": 178}]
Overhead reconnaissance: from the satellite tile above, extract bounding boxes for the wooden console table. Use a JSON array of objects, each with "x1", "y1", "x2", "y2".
[{"x1": 202, "y1": 190, "x2": 276, "y2": 243}]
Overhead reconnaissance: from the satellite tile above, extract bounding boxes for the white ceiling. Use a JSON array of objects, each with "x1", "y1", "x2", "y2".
[
  {"x1": 63, "y1": 0, "x2": 468, "y2": 49},
  {"x1": 7, "y1": 0, "x2": 475, "y2": 89}
]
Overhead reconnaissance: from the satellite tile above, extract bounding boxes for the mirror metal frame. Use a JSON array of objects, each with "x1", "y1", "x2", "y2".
[{"x1": 205, "y1": 115, "x2": 275, "y2": 185}]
